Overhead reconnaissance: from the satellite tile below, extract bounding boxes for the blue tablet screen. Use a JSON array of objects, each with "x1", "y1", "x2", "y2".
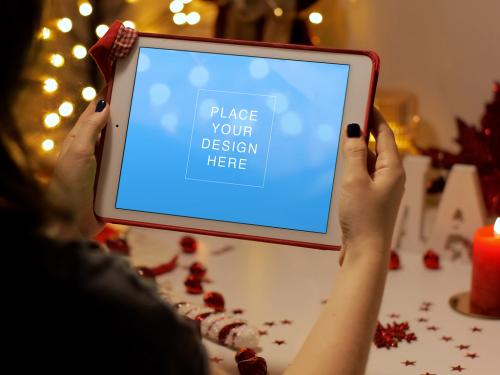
[{"x1": 116, "y1": 47, "x2": 349, "y2": 233}]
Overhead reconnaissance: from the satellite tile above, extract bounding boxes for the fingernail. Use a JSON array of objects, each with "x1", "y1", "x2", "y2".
[
  {"x1": 347, "y1": 123, "x2": 361, "y2": 138},
  {"x1": 95, "y1": 99, "x2": 106, "y2": 112}
]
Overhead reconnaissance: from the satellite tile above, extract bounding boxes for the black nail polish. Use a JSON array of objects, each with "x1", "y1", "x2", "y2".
[
  {"x1": 95, "y1": 99, "x2": 106, "y2": 112},
  {"x1": 347, "y1": 123, "x2": 361, "y2": 138}
]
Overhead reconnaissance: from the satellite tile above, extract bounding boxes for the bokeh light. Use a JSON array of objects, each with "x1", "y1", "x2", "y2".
[
  {"x1": 309, "y1": 12, "x2": 323, "y2": 24},
  {"x1": 187, "y1": 12, "x2": 201, "y2": 25},
  {"x1": 79, "y1": 2, "x2": 93, "y2": 16},
  {"x1": 39, "y1": 27, "x2": 52, "y2": 40},
  {"x1": 170, "y1": 0, "x2": 184, "y2": 13},
  {"x1": 58, "y1": 101, "x2": 74, "y2": 117},
  {"x1": 173, "y1": 13, "x2": 187, "y2": 25},
  {"x1": 41, "y1": 139, "x2": 55, "y2": 152},
  {"x1": 44, "y1": 113, "x2": 61, "y2": 128},
  {"x1": 49, "y1": 54, "x2": 65, "y2": 67},
  {"x1": 96, "y1": 24, "x2": 109, "y2": 38},
  {"x1": 57, "y1": 18, "x2": 73, "y2": 33},
  {"x1": 72, "y1": 45, "x2": 87, "y2": 59},
  {"x1": 43, "y1": 78, "x2": 58, "y2": 93},
  {"x1": 82, "y1": 86, "x2": 97, "y2": 101},
  {"x1": 123, "y1": 20, "x2": 136, "y2": 29},
  {"x1": 149, "y1": 83, "x2": 171, "y2": 106},
  {"x1": 274, "y1": 7, "x2": 283, "y2": 17}
]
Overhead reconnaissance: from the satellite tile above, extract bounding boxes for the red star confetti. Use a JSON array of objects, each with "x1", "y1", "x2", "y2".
[
  {"x1": 441, "y1": 336, "x2": 453, "y2": 342},
  {"x1": 421, "y1": 373, "x2": 436, "y2": 375},
  {"x1": 420, "y1": 306, "x2": 430, "y2": 312},
  {"x1": 264, "y1": 321, "x2": 275, "y2": 327},
  {"x1": 421, "y1": 302, "x2": 433, "y2": 307},
  {"x1": 211, "y1": 245, "x2": 234, "y2": 255},
  {"x1": 417, "y1": 317, "x2": 429, "y2": 323},
  {"x1": 232, "y1": 308, "x2": 244, "y2": 314},
  {"x1": 427, "y1": 325, "x2": 439, "y2": 331},
  {"x1": 423, "y1": 249, "x2": 441, "y2": 269},
  {"x1": 465, "y1": 353, "x2": 479, "y2": 359},
  {"x1": 281, "y1": 319, "x2": 293, "y2": 325},
  {"x1": 405, "y1": 332, "x2": 417, "y2": 343},
  {"x1": 320, "y1": 299, "x2": 328, "y2": 304},
  {"x1": 273, "y1": 340, "x2": 286, "y2": 346},
  {"x1": 457, "y1": 344, "x2": 470, "y2": 350},
  {"x1": 210, "y1": 357, "x2": 223, "y2": 363},
  {"x1": 401, "y1": 360, "x2": 416, "y2": 366},
  {"x1": 388, "y1": 313, "x2": 401, "y2": 318},
  {"x1": 258, "y1": 330, "x2": 268, "y2": 336},
  {"x1": 471, "y1": 326, "x2": 482, "y2": 332},
  {"x1": 373, "y1": 321, "x2": 417, "y2": 349},
  {"x1": 388, "y1": 250, "x2": 401, "y2": 270},
  {"x1": 451, "y1": 365, "x2": 466, "y2": 372}
]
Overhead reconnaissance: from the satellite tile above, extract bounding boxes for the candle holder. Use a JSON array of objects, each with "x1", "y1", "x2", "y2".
[{"x1": 449, "y1": 291, "x2": 500, "y2": 320}]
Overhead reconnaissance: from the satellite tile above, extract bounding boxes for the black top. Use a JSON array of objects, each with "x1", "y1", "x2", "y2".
[{"x1": 10, "y1": 236, "x2": 209, "y2": 375}]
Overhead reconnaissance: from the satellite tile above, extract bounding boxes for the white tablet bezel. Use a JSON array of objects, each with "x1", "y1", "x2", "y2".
[{"x1": 95, "y1": 35, "x2": 376, "y2": 249}]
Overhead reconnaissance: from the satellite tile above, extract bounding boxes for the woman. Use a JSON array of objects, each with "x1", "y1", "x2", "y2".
[{"x1": 4, "y1": 2, "x2": 404, "y2": 374}]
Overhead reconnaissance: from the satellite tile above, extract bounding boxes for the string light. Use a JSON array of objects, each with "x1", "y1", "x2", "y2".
[
  {"x1": 173, "y1": 12, "x2": 187, "y2": 25},
  {"x1": 82, "y1": 86, "x2": 97, "y2": 101},
  {"x1": 274, "y1": 7, "x2": 283, "y2": 17},
  {"x1": 72, "y1": 44, "x2": 87, "y2": 59},
  {"x1": 170, "y1": 0, "x2": 184, "y2": 13},
  {"x1": 309, "y1": 12, "x2": 323, "y2": 24},
  {"x1": 58, "y1": 101, "x2": 74, "y2": 117},
  {"x1": 186, "y1": 11, "x2": 200, "y2": 25},
  {"x1": 44, "y1": 113, "x2": 61, "y2": 128},
  {"x1": 43, "y1": 78, "x2": 58, "y2": 93},
  {"x1": 49, "y1": 54, "x2": 65, "y2": 67},
  {"x1": 181, "y1": 0, "x2": 192, "y2": 3},
  {"x1": 57, "y1": 18, "x2": 73, "y2": 33},
  {"x1": 79, "y1": 2, "x2": 93, "y2": 16},
  {"x1": 41, "y1": 139, "x2": 55, "y2": 152},
  {"x1": 39, "y1": 27, "x2": 52, "y2": 40},
  {"x1": 96, "y1": 24, "x2": 109, "y2": 38},
  {"x1": 123, "y1": 20, "x2": 136, "y2": 29}
]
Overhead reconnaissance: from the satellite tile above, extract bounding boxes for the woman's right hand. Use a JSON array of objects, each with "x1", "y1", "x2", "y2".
[{"x1": 338, "y1": 110, "x2": 405, "y2": 263}]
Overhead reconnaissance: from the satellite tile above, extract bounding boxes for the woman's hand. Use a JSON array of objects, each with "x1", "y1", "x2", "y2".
[
  {"x1": 48, "y1": 98, "x2": 109, "y2": 239},
  {"x1": 339, "y1": 110, "x2": 405, "y2": 263}
]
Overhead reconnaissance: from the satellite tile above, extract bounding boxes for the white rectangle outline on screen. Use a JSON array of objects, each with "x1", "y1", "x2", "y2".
[{"x1": 184, "y1": 88, "x2": 276, "y2": 188}]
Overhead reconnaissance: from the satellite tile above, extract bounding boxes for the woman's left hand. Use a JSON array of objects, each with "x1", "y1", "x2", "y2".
[{"x1": 48, "y1": 98, "x2": 109, "y2": 239}]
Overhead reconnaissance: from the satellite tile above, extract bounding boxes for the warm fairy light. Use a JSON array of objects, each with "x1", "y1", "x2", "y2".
[
  {"x1": 49, "y1": 54, "x2": 65, "y2": 67},
  {"x1": 123, "y1": 20, "x2": 136, "y2": 29},
  {"x1": 494, "y1": 218, "x2": 500, "y2": 236},
  {"x1": 186, "y1": 11, "x2": 200, "y2": 25},
  {"x1": 72, "y1": 44, "x2": 87, "y2": 59},
  {"x1": 79, "y1": 2, "x2": 93, "y2": 16},
  {"x1": 412, "y1": 115, "x2": 421, "y2": 123},
  {"x1": 96, "y1": 24, "x2": 109, "y2": 38},
  {"x1": 82, "y1": 86, "x2": 97, "y2": 101},
  {"x1": 41, "y1": 138, "x2": 55, "y2": 152},
  {"x1": 170, "y1": 0, "x2": 184, "y2": 13},
  {"x1": 58, "y1": 101, "x2": 74, "y2": 117},
  {"x1": 309, "y1": 12, "x2": 323, "y2": 24},
  {"x1": 39, "y1": 27, "x2": 52, "y2": 40},
  {"x1": 44, "y1": 113, "x2": 61, "y2": 128},
  {"x1": 173, "y1": 12, "x2": 187, "y2": 25},
  {"x1": 181, "y1": 0, "x2": 192, "y2": 3},
  {"x1": 43, "y1": 78, "x2": 58, "y2": 93},
  {"x1": 274, "y1": 7, "x2": 283, "y2": 17},
  {"x1": 57, "y1": 18, "x2": 73, "y2": 33}
]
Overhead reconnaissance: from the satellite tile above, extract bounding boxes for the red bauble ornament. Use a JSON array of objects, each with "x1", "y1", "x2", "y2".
[
  {"x1": 235, "y1": 348, "x2": 256, "y2": 363},
  {"x1": 423, "y1": 249, "x2": 440, "y2": 269},
  {"x1": 203, "y1": 291, "x2": 225, "y2": 311},
  {"x1": 184, "y1": 275, "x2": 203, "y2": 294},
  {"x1": 106, "y1": 238, "x2": 130, "y2": 256},
  {"x1": 189, "y1": 261, "x2": 207, "y2": 278},
  {"x1": 180, "y1": 236, "x2": 197, "y2": 254},
  {"x1": 388, "y1": 250, "x2": 401, "y2": 270},
  {"x1": 237, "y1": 356, "x2": 268, "y2": 375},
  {"x1": 136, "y1": 266, "x2": 156, "y2": 280}
]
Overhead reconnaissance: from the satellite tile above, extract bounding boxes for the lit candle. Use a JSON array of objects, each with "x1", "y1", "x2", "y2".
[{"x1": 470, "y1": 218, "x2": 500, "y2": 317}]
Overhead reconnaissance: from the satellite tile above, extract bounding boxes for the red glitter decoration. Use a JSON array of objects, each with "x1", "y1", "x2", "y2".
[
  {"x1": 136, "y1": 266, "x2": 156, "y2": 280},
  {"x1": 401, "y1": 360, "x2": 416, "y2": 366},
  {"x1": 465, "y1": 353, "x2": 478, "y2": 359},
  {"x1": 417, "y1": 317, "x2": 429, "y2": 323},
  {"x1": 441, "y1": 336, "x2": 453, "y2": 342},
  {"x1": 184, "y1": 275, "x2": 203, "y2": 294},
  {"x1": 281, "y1": 319, "x2": 293, "y2": 325},
  {"x1": 388, "y1": 250, "x2": 401, "y2": 270},
  {"x1": 451, "y1": 365, "x2": 466, "y2": 372},
  {"x1": 273, "y1": 340, "x2": 286, "y2": 345},
  {"x1": 151, "y1": 255, "x2": 178, "y2": 275},
  {"x1": 106, "y1": 238, "x2": 130, "y2": 256},
  {"x1": 237, "y1": 356, "x2": 268, "y2": 375},
  {"x1": 264, "y1": 321, "x2": 275, "y2": 327},
  {"x1": 189, "y1": 261, "x2": 206, "y2": 278},
  {"x1": 457, "y1": 344, "x2": 470, "y2": 350},
  {"x1": 471, "y1": 326, "x2": 482, "y2": 332},
  {"x1": 235, "y1": 348, "x2": 256, "y2": 363},
  {"x1": 388, "y1": 313, "x2": 400, "y2": 319},
  {"x1": 218, "y1": 322, "x2": 244, "y2": 344},
  {"x1": 180, "y1": 236, "x2": 197, "y2": 254},
  {"x1": 232, "y1": 308, "x2": 244, "y2": 314},
  {"x1": 427, "y1": 325, "x2": 439, "y2": 331},
  {"x1": 203, "y1": 291, "x2": 225, "y2": 311},
  {"x1": 423, "y1": 249, "x2": 440, "y2": 269},
  {"x1": 373, "y1": 321, "x2": 417, "y2": 349}
]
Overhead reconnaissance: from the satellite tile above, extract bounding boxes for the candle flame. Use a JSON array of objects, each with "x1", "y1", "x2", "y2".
[{"x1": 494, "y1": 217, "x2": 500, "y2": 235}]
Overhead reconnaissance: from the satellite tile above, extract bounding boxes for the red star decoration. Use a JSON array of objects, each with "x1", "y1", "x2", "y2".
[
  {"x1": 320, "y1": 299, "x2": 328, "y2": 304},
  {"x1": 451, "y1": 365, "x2": 465, "y2": 372},
  {"x1": 281, "y1": 319, "x2": 293, "y2": 325},
  {"x1": 420, "y1": 306, "x2": 430, "y2": 312},
  {"x1": 441, "y1": 336, "x2": 453, "y2": 342},
  {"x1": 421, "y1": 301, "x2": 433, "y2": 307},
  {"x1": 401, "y1": 360, "x2": 416, "y2": 366},
  {"x1": 457, "y1": 344, "x2": 470, "y2": 350},
  {"x1": 465, "y1": 353, "x2": 479, "y2": 359},
  {"x1": 211, "y1": 357, "x2": 223, "y2": 363},
  {"x1": 388, "y1": 313, "x2": 400, "y2": 318},
  {"x1": 273, "y1": 340, "x2": 286, "y2": 345},
  {"x1": 427, "y1": 325, "x2": 439, "y2": 331},
  {"x1": 417, "y1": 317, "x2": 429, "y2": 323},
  {"x1": 421, "y1": 373, "x2": 436, "y2": 375},
  {"x1": 232, "y1": 308, "x2": 244, "y2": 314},
  {"x1": 258, "y1": 330, "x2": 268, "y2": 336},
  {"x1": 471, "y1": 326, "x2": 482, "y2": 332},
  {"x1": 264, "y1": 321, "x2": 275, "y2": 327}
]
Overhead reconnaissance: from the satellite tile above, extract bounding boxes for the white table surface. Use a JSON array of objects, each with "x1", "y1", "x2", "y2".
[{"x1": 127, "y1": 227, "x2": 500, "y2": 375}]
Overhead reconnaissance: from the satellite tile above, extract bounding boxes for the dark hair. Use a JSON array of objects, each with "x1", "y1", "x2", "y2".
[{"x1": 0, "y1": 1, "x2": 52, "y2": 235}]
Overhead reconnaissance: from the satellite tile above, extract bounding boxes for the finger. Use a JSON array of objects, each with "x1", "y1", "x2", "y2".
[
  {"x1": 342, "y1": 123, "x2": 370, "y2": 181},
  {"x1": 367, "y1": 148, "x2": 377, "y2": 176},
  {"x1": 370, "y1": 111, "x2": 401, "y2": 168},
  {"x1": 71, "y1": 100, "x2": 110, "y2": 156}
]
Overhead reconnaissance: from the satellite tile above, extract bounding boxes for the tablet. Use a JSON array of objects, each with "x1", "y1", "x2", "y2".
[{"x1": 95, "y1": 33, "x2": 379, "y2": 250}]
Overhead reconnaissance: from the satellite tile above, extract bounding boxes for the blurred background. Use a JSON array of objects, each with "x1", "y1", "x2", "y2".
[{"x1": 18, "y1": 0, "x2": 500, "y2": 214}]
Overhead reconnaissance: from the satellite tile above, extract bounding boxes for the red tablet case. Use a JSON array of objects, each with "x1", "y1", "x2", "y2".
[{"x1": 95, "y1": 30, "x2": 380, "y2": 251}]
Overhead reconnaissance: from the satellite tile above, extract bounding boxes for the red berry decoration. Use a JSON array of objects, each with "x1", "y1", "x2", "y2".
[
  {"x1": 203, "y1": 291, "x2": 225, "y2": 311},
  {"x1": 105, "y1": 238, "x2": 130, "y2": 256},
  {"x1": 136, "y1": 266, "x2": 156, "y2": 280},
  {"x1": 423, "y1": 249, "x2": 440, "y2": 269},
  {"x1": 189, "y1": 261, "x2": 207, "y2": 279},
  {"x1": 184, "y1": 275, "x2": 203, "y2": 294},
  {"x1": 180, "y1": 236, "x2": 197, "y2": 254},
  {"x1": 388, "y1": 250, "x2": 401, "y2": 270},
  {"x1": 237, "y1": 356, "x2": 268, "y2": 375},
  {"x1": 235, "y1": 348, "x2": 256, "y2": 363}
]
